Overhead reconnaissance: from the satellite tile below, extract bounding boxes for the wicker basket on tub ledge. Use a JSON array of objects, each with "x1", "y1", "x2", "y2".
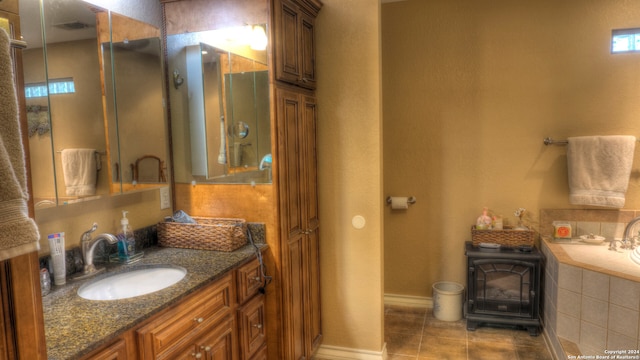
[
  {"x1": 471, "y1": 225, "x2": 536, "y2": 247},
  {"x1": 157, "y1": 217, "x2": 247, "y2": 252}
]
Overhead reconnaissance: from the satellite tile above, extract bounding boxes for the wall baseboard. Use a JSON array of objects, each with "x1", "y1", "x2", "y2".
[
  {"x1": 384, "y1": 293, "x2": 432, "y2": 308},
  {"x1": 314, "y1": 344, "x2": 387, "y2": 360},
  {"x1": 313, "y1": 295, "x2": 431, "y2": 359}
]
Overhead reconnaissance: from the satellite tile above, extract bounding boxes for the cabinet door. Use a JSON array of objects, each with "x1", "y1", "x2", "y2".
[
  {"x1": 84, "y1": 338, "x2": 128, "y2": 360},
  {"x1": 237, "y1": 294, "x2": 266, "y2": 360},
  {"x1": 163, "y1": 316, "x2": 237, "y2": 360},
  {"x1": 202, "y1": 316, "x2": 237, "y2": 360},
  {"x1": 274, "y1": 0, "x2": 301, "y2": 86},
  {"x1": 299, "y1": 12, "x2": 317, "y2": 89},
  {"x1": 276, "y1": 88, "x2": 306, "y2": 360},
  {"x1": 276, "y1": 87, "x2": 321, "y2": 360},
  {"x1": 273, "y1": 0, "x2": 318, "y2": 89},
  {"x1": 301, "y1": 94, "x2": 321, "y2": 354}
]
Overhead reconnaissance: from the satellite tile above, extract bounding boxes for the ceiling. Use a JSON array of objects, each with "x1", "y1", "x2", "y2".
[{"x1": 19, "y1": 0, "x2": 102, "y2": 48}]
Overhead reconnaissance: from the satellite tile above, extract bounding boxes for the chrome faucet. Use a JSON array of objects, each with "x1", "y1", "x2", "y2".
[
  {"x1": 622, "y1": 216, "x2": 640, "y2": 249},
  {"x1": 611, "y1": 216, "x2": 640, "y2": 251},
  {"x1": 75, "y1": 223, "x2": 118, "y2": 279},
  {"x1": 609, "y1": 239, "x2": 625, "y2": 251}
]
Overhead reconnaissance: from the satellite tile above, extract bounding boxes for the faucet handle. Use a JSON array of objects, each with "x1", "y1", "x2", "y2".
[{"x1": 81, "y1": 223, "x2": 99, "y2": 241}]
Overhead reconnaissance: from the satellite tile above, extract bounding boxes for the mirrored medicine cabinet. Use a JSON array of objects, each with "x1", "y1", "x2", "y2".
[
  {"x1": 20, "y1": 0, "x2": 169, "y2": 212},
  {"x1": 167, "y1": 25, "x2": 272, "y2": 185}
]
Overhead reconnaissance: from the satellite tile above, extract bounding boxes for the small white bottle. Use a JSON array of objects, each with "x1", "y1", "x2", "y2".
[{"x1": 118, "y1": 210, "x2": 136, "y2": 260}]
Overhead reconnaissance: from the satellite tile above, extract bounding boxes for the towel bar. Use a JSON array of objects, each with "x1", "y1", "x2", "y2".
[
  {"x1": 56, "y1": 149, "x2": 106, "y2": 155},
  {"x1": 544, "y1": 137, "x2": 640, "y2": 146},
  {"x1": 10, "y1": 39, "x2": 26, "y2": 49}
]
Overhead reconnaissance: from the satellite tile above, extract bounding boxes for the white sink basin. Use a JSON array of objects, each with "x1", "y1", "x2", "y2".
[
  {"x1": 631, "y1": 248, "x2": 640, "y2": 266},
  {"x1": 78, "y1": 265, "x2": 187, "y2": 301}
]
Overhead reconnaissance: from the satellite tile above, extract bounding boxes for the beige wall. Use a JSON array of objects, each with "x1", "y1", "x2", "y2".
[
  {"x1": 316, "y1": 0, "x2": 385, "y2": 354},
  {"x1": 382, "y1": 0, "x2": 640, "y2": 297}
]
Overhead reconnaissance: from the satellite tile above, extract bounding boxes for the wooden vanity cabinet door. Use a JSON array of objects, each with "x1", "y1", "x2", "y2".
[
  {"x1": 248, "y1": 345, "x2": 267, "y2": 360},
  {"x1": 236, "y1": 257, "x2": 262, "y2": 305},
  {"x1": 84, "y1": 338, "x2": 128, "y2": 360},
  {"x1": 237, "y1": 294, "x2": 266, "y2": 360},
  {"x1": 165, "y1": 316, "x2": 237, "y2": 360},
  {"x1": 136, "y1": 274, "x2": 234, "y2": 359},
  {"x1": 81, "y1": 331, "x2": 138, "y2": 360}
]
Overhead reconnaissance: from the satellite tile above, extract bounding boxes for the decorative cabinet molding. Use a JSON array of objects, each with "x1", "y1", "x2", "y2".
[
  {"x1": 136, "y1": 274, "x2": 235, "y2": 359},
  {"x1": 273, "y1": 0, "x2": 322, "y2": 89},
  {"x1": 275, "y1": 87, "x2": 321, "y2": 359}
]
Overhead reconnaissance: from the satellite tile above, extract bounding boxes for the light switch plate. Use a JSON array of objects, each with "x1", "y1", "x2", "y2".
[{"x1": 159, "y1": 187, "x2": 170, "y2": 210}]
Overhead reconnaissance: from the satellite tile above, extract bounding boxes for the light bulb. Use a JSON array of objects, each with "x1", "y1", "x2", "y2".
[{"x1": 250, "y1": 25, "x2": 268, "y2": 50}]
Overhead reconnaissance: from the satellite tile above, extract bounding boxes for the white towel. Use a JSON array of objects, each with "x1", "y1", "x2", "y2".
[
  {"x1": 61, "y1": 149, "x2": 97, "y2": 196},
  {"x1": 567, "y1": 135, "x2": 636, "y2": 208},
  {"x1": 0, "y1": 28, "x2": 40, "y2": 260}
]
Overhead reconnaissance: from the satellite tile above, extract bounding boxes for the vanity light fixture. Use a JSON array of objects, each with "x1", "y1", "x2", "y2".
[
  {"x1": 250, "y1": 25, "x2": 268, "y2": 50},
  {"x1": 201, "y1": 24, "x2": 267, "y2": 50}
]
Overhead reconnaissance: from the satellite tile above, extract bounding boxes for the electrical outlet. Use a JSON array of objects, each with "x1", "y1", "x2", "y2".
[{"x1": 159, "y1": 187, "x2": 171, "y2": 210}]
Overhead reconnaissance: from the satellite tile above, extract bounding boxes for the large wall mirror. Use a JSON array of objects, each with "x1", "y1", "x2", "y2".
[
  {"x1": 167, "y1": 26, "x2": 271, "y2": 184},
  {"x1": 20, "y1": 0, "x2": 169, "y2": 210}
]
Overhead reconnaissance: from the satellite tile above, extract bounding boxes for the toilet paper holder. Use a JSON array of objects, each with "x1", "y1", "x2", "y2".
[{"x1": 385, "y1": 196, "x2": 416, "y2": 206}]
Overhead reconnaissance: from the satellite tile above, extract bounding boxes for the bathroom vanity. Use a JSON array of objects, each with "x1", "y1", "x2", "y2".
[{"x1": 43, "y1": 245, "x2": 267, "y2": 360}]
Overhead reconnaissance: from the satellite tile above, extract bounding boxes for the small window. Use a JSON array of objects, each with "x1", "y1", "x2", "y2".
[
  {"x1": 25, "y1": 78, "x2": 75, "y2": 98},
  {"x1": 612, "y1": 28, "x2": 640, "y2": 53}
]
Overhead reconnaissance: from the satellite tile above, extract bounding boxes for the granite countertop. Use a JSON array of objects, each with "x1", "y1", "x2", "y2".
[{"x1": 42, "y1": 244, "x2": 266, "y2": 360}]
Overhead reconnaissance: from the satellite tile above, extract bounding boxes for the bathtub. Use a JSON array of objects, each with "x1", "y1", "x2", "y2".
[{"x1": 541, "y1": 238, "x2": 640, "y2": 359}]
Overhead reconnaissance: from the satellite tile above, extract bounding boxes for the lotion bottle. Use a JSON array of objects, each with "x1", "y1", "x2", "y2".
[
  {"x1": 118, "y1": 210, "x2": 136, "y2": 260},
  {"x1": 476, "y1": 207, "x2": 493, "y2": 230}
]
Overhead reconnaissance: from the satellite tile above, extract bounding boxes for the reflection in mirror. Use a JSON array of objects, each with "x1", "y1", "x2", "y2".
[
  {"x1": 20, "y1": 0, "x2": 169, "y2": 211},
  {"x1": 101, "y1": 29, "x2": 167, "y2": 192},
  {"x1": 168, "y1": 26, "x2": 271, "y2": 184},
  {"x1": 21, "y1": 0, "x2": 108, "y2": 209}
]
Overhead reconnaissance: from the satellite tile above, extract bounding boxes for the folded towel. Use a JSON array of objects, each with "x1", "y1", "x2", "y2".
[
  {"x1": 61, "y1": 149, "x2": 97, "y2": 196},
  {"x1": 567, "y1": 135, "x2": 636, "y2": 208},
  {"x1": 0, "y1": 28, "x2": 40, "y2": 260}
]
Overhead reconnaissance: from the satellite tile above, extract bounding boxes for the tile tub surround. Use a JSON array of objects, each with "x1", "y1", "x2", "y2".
[
  {"x1": 542, "y1": 239, "x2": 640, "y2": 358},
  {"x1": 539, "y1": 209, "x2": 640, "y2": 359},
  {"x1": 42, "y1": 244, "x2": 268, "y2": 360}
]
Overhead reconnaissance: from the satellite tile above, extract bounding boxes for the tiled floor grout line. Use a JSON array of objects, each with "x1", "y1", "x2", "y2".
[{"x1": 414, "y1": 310, "x2": 427, "y2": 359}]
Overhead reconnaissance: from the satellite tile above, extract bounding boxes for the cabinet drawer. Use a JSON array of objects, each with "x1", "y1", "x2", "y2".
[
  {"x1": 236, "y1": 257, "x2": 262, "y2": 304},
  {"x1": 136, "y1": 274, "x2": 234, "y2": 359},
  {"x1": 237, "y1": 294, "x2": 266, "y2": 360}
]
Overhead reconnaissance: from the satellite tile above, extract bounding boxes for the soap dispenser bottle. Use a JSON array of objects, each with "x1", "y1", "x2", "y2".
[{"x1": 118, "y1": 210, "x2": 135, "y2": 260}]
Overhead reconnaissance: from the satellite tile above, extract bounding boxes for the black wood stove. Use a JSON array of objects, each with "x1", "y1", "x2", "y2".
[{"x1": 464, "y1": 241, "x2": 542, "y2": 336}]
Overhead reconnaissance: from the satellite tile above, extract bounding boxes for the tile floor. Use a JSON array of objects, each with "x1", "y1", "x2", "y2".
[{"x1": 384, "y1": 305, "x2": 554, "y2": 360}]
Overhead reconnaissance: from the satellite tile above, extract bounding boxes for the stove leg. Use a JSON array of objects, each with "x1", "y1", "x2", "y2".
[
  {"x1": 466, "y1": 320, "x2": 478, "y2": 331},
  {"x1": 527, "y1": 326, "x2": 538, "y2": 336}
]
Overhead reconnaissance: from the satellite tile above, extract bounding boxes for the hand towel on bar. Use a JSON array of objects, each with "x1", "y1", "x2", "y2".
[
  {"x1": 0, "y1": 28, "x2": 40, "y2": 260},
  {"x1": 567, "y1": 135, "x2": 636, "y2": 208},
  {"x1": 61, "y1": 149, "x2": 97, "y2": 196}
]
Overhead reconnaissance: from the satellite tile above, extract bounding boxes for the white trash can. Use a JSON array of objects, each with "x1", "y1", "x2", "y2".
[{"x1": 432, "y1": 281, "x2": 464, "y2": 321}]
